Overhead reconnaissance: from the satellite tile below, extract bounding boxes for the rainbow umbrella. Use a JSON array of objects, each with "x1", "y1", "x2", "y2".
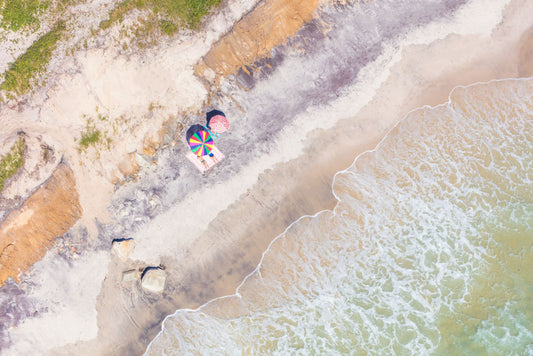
[{"x1": 188, "y1": 129, "x2": 213, "y2": 157}]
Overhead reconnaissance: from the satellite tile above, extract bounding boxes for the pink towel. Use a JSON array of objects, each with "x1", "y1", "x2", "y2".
[{"x1": 186, "y1": 145, "x2": 225, "y2": 173}]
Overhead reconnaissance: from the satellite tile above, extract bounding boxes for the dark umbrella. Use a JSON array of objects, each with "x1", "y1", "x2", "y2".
[
  {"x1": 206, "y1": 109, "x2": 226, "y2": 128},
  {"x1": 186, "y1": 124, "x2": 206, "y2": 142}
]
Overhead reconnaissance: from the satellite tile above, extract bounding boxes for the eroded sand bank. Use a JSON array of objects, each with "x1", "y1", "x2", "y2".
[
  {"x1": 195, "y1": 0, "x2": 320, "y2": 82},
  {"x1": 0, "y1": 163, "x2": 80, "y2": 285}
]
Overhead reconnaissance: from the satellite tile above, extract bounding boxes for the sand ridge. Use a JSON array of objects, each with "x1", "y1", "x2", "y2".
[{"x1": 195, "y1": 0, "x2": 320, "y2": 83}]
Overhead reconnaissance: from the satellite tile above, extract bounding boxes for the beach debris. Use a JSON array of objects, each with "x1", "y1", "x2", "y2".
[
  {"x1": 121, "y1": 269, "x2": 139, "y2": 283},
  {"x1": 117, "y1": 207, "x2": 130, "y2": 218},
  {"x1": 112, "y1": 238, "x2": 135, "y2": 261},
  {"x1": 141, "y1": 267, "x2": 166, "y2": 293}
]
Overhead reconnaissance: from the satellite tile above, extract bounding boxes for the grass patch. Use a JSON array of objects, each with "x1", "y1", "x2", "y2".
[
  {"x1": 99, "y1": 0, "x2": 136, "y2": 30},
  {"x1": 0, "y1": 21, "x2": 65, "y2": 96},
  {"x1": 100, "y1": 0, "x2": 222, "y2": 36},
  {"x1": 158, "y1": 19, "x2": 177, "y2": 36},
  {"x1": 78, "y1": 122, "x2": 102, "y2": 151},
  {"x1": 0, "y1": 0, "x2": 49, "y2": 31},
  {"x1": 0, "y1": 136, "x2": 25, "y2": 193},
  {"x1": 182, "y1": 0, "x2": 222, "y2": 29},
  {"x1": 77, "y1": 119, "x2": 111, "y2": 153}
]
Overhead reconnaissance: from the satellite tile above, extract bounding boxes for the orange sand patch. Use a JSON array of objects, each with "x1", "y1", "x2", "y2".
[
  {"x1": 195, "y1": 0, "x2": 319, "y2": 82},
  {"x1": 0, "y1": 163, "x2": 82, "y2": 285}
]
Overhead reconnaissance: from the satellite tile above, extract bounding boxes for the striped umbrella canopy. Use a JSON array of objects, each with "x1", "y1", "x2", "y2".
[
  {"x1": 209, "y1": 115, "x2": 229, "y2": 134},
  {"x1": 188, "y1": 129, "x2": 213, "y2": 157}
]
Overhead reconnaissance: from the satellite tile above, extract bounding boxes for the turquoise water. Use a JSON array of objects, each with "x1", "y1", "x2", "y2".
[{"x1": 146, "y1": 79, "x2": 533, "y2": 355}]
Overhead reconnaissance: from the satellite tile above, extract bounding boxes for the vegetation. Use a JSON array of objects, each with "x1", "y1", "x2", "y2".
[
  {"x1": 99, "y1": 0, "x2": 135, "y2": 30},
  {"x1": 77, "y1": 119, "x2": 111, "y2": 153},
  {"x1": 0, "y1": 0, "x2": 48, "y2": 31},
  {"x1": 158, "y1": 19, "x2": 177, "y2": 36},
  {"x1": 0, "y1": 21, "x2": 65, "y2": 96},
  {"x1": 100, "y1": 0, "x2": 222, "y2": 35},
  {"x1": 0, "y1": 136, "x2": 25, "y2": 193},
  {"x1": 78, "y1": 122, "x2": 102, "y2": 151}
]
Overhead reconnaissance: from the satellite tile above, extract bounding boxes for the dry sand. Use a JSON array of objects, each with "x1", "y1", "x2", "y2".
[{"x1": 3, "y1": 0, "x2": 533, "y2": 354}]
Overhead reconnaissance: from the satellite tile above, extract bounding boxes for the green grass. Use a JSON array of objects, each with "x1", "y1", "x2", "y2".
[
  {"x1": 77, "y1": 118, "x2": 112, "y2": 154},
  {"x1": 78, "y1": 124, "x2": 102, "y2": 151},
  {"x1": 0, "y1": 21, "x2": 65, "y2": 96},
  {"x1": 158, "y1": 19, "x2": 177, "y2": 35},
  {"x1": 0, "y1": 136, "x2": 25, "y2": 193},
  {"x1": 100, "y1": 0, "x2": 222, "y2": 35},
  {"x1": 0, "y1": 0, "x2": 49, "y2": 31},
  {"x1": 99, "y1": 0, "x2": 136, "y2": 30}
]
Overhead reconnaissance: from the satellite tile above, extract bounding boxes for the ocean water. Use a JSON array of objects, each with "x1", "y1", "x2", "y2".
[{"x1": 146, "y1": 78, "x2": 533, "y2": 355}]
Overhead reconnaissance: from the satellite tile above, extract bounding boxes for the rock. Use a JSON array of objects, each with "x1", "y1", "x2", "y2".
[
  {"x1": 121, "y1": 269, "x2": 139, "y2": 283},
  {"x1": 118, "y1": 152, "x2": 139, "y2": 177},
  {"x1": 148, "y1": 194, "x2": 160, "y2": 209},
  {"x1": 135, "y1": 152, "x2": 151, "y2": 168},
  {"x1": 117, "y1": 207, "x2": 131, "y2": 218},
  {"x1": 112, "y1": 239, "x2": 135, "y2": 261},
  {"x1": 141, "y1": 268, "x2": 166, "y2": 293},
  {"x1": 142, "y1": 145, "x2": 156, "y2": 157}
]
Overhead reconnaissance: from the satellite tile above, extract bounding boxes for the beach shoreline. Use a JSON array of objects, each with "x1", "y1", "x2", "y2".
[
  {"x1": 144, "y1": 0, "x2": 533, "y2": 352},
  {"x1": 2, "y1": 0, "x2": 533, "y2": 354}
]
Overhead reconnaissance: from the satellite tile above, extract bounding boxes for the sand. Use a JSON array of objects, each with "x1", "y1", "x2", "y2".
[
  {"x1": 195, "y1": 0, "x2": 320, "y2": 83},
  {"x1": 2, "y1": 0, "x2": 533, "y2": 354},
  {"x1": 0, "y1": 163, "x2": 81, "y2": 285}
]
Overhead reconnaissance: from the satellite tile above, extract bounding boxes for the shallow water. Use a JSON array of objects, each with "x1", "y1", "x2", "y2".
[{"x1": 145, "y1": 76, "x2": 533, "y2": 354}]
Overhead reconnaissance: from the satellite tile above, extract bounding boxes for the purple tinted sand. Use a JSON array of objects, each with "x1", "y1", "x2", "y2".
[{"x1": 0, "y1": 282, "x2": 39, "y2": 350}]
